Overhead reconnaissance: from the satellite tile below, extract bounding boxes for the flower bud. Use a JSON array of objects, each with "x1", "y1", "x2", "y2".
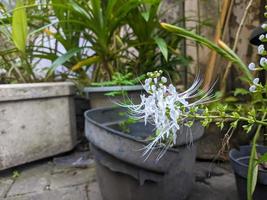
[
  {"x1": 249, "y1": 85, "x2": 256, "y2": 93},
  {"x1": 259, "y1": 34, "x2": 265, "y2": 41},
  {"x1": 258, "y1": 44, "x2": 265, "y2": 55},
  {"x1": 161, "y1": 76, "x2": 167, "y2": 83},
  {"x1": 253, "y1": 78, "x2": 260, "y2": 85},
  {"x1": 262, "y1": 23, "x2": 267, "y2": 30},
  {"x1": 248, "y1": 63, "x2": 256, "y2": 71},
  {"x1": 260, "y1": 57, "x2": 267, "y2": 67}
]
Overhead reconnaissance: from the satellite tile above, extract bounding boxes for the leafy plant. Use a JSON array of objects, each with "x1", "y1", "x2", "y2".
[
  {"x1": 1, "y1": 0, "x2": 194, "y2": 86},
  {"x1": 0, "y1": 0, "x2": 37, "y2": 83},
  {"x1": 123, "y1": 13, "x2": 267, "y2": 197},
  {"x1": 160, "y1": 22, "x2": 253, "y2": 82},
  {"x1": 90, "y1": 72, "x2": 145, "y2": 87}
]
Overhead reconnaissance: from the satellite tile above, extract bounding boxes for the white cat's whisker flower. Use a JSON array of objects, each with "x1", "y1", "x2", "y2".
[{"x1": 122, "y1": 71, "x2": 213, "y2": 159}]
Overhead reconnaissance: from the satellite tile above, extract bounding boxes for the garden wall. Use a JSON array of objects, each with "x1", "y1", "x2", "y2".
[{"x1": 185, "y1": 0, "x2": 261, "y2": 86}]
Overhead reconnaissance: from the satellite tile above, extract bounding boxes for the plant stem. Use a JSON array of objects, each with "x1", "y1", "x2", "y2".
[{"x1": 189, "y1": 114, "x2": 267, "y2": 126}]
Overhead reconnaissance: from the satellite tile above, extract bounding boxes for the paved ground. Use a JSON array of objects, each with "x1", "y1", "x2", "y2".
[{"x1": 0, "y1": 150, "x2": 238, "y2": 200}]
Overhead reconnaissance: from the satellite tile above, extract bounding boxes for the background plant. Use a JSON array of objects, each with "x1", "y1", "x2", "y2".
[
  {"x1": 162, "y1": 19, "x2": 266, "y2": 200},
  {"x1": 0, "y1": 0, "x2": 193, "y2": 86}
]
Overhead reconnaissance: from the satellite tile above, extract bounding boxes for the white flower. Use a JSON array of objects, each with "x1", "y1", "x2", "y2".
[
  {"x1": 248, "y1": 63, "x2": 256, "y2": 71},
  {"x1": 144, "y1": 78, "x2": 152, "y2": 92},
  {"x1": 161, "y1": 76, "x2": 167, "y2": 83},
  {"x1": 253, "y1": 78, "x2": 260, "y2": 85},
  {"x1": 262, "y1": 24, "x2": 267, "y2": 29},
  {"x1": 153, "y1": 78, "x2": 158, "y2": 84},
  {"x1": 151, "y1": 85, "x2": 156, "y2": 91},
  {"x1": 123, "y1": 74, "x2": 213, "y2": 159},
  {"x1": 249, "y1": 85, "x2": 257, "y2": 92},
  {"x1": 260, "y1": 57, "x2": 267, "y2": 67},
  {"x1": 258, "y1": 44, "x2": 265, "y2": 55},
  {"x1": 259, "y1": 34, "x2": 265, "y2": 41}
]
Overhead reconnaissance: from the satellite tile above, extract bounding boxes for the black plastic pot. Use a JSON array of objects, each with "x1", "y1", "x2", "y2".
[
  {"x1": 85, "y1": 107, "x2": 204, "y2": 200},
  {"x1": 229, "y1": 145, "x2": 267, "y2": 200}
]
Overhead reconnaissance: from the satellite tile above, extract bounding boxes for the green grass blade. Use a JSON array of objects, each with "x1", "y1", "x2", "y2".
[
  {"x1": 161, "y1": 23, "x2": 253, "y2": 81},
  {"x1": 154, "y1": 37, "x2": 168, "y2": 61},
  {"x1": 247, "y1": 143, "x2": 258, "y2": 200},
  {"x1": 46, "y1": 47, "x2": 84, "y2": 78},
  {"x1": 12, "y1": 0, "x2": 28, "y2": 53}
]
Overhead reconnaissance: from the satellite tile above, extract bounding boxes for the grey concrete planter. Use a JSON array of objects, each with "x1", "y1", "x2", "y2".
[
  {"x1": 85, "y1": 107, "x2": 204, "y2": 200},
  {"x1": 0, "y1": 82, "x2": 77, "y2": 170},
  {"x1": 83, "y1": 85, "x2": 143, "y2": 108}
]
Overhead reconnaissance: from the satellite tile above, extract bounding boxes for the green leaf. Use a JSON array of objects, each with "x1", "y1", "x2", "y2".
[
  {"x1": 160, "y1": 23, "x2": 253, "y2": 81},
  {"x1": 230, "y1": 120, "x2": 238, "y2": 129},
  {"x1": 141, "y1": 11, "x2": 150, "y2": 22},
  {"x1": 12, "y1": 0, "x2": 28, "y2": 53},
  {"x1": 234, "y1": 88, "x2": 250, "y2": 96},
  {"x1": 154, "y1": 37, "x2": 168, "y2": 61},
  {"x1": 247, "y1": 143, "x2": 258, "y2": 200},
  {"x1": 224, "y1": 96, "x2": 238, "y2": 102},
  {"x1": 257, "y1": 153, "x2": 267, "y2": 164},
  {"x1": 46, "y1": 47, "x2": 84, "y2": 78},
  {"x1": 242, "y1": 124, "x2": 253, "y2": 133}
]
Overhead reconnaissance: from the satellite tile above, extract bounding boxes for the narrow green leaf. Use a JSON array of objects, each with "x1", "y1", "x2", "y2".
[
  {"x1": 46, "y1": 47, "x2": 84, "y2": 78},
  {"x1": 224, "y1": 96, "x2": 238, "y2": 102},
  {"x1": 154, "y1": 37, "x2": 168, "y2": 61},
  {"x1": 141, "y1": 11, "x2": 150, "y2": 22},
  {"x1": 160, "y1": 23, "x2": 253, "y2": 81},
  {"x1": 247, "y1": 143, "x2": 258, "y2": 200},
  {"x1": 246, "y1": 111, "x2": 265, "y2": 200},
  {"x1": 12, "y1": 0, "x2": 28, "y2": 53}
]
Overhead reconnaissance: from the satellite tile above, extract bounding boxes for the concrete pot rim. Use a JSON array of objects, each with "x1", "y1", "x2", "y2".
[
  {"x1": 0, "y1": 81, "x2": 76, "y2": 102},
  {"x1": 0, "y1": 81, "x2": 74, "y2": 88},
  {"x1": 83, "y1": 85, "x2": 143, "y2": 93}
]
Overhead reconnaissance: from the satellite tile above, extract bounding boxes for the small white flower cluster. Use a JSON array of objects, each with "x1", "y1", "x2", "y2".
[
  {"x1": 248, "y1": 30, "x2": 267, "y2": 92},
  {"x1": 124, "y1": 71, "x2": 213, "y2": 159},
  {"x1": 248, "y1": 61, "x2": 262, "y2": 92},
  {"x1": 248, "y1": 63, "x2": 262, "y2": 92}
]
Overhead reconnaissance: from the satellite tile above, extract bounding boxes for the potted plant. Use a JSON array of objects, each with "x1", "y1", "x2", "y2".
[
  {"x1": 85, "y1": 16, "x2": 267, "y2": 199},
  {"x1": 37, "y1": 0, "x2": 190, "y2": 108},
  {"x1": 161, "y1": 16, "x2": 267, "y2": 200},
  {"x1": 228, "y1": 9, "x2": 267, "y2": 200},
  {"x1": 0, "y1": 1, "x2": 77, "y2": 170},
  {"x1": 85, "y1": 71, "x2": 207, "y2": 200},
  {"x1": 83, "y1": 7, "x2": 259, "y2": 198}
]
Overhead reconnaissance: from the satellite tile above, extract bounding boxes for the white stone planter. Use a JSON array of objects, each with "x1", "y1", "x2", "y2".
[{"x1": 0, "y1": 82, "x2": 77, "y2": 170}]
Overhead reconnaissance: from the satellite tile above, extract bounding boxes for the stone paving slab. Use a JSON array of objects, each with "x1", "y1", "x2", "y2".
[
  {"x1": 188, "y1": 162, "x2": 238, "y2": 200},
  {"x1": 0, "y1": 179, "x2": 13, "y2": 198},
  {"x1": 2, "y1": 185, "x2": 88, "y2": 200},
  {"x1": 0, "y1": 152, "x2": 238, "y2": 200}
]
